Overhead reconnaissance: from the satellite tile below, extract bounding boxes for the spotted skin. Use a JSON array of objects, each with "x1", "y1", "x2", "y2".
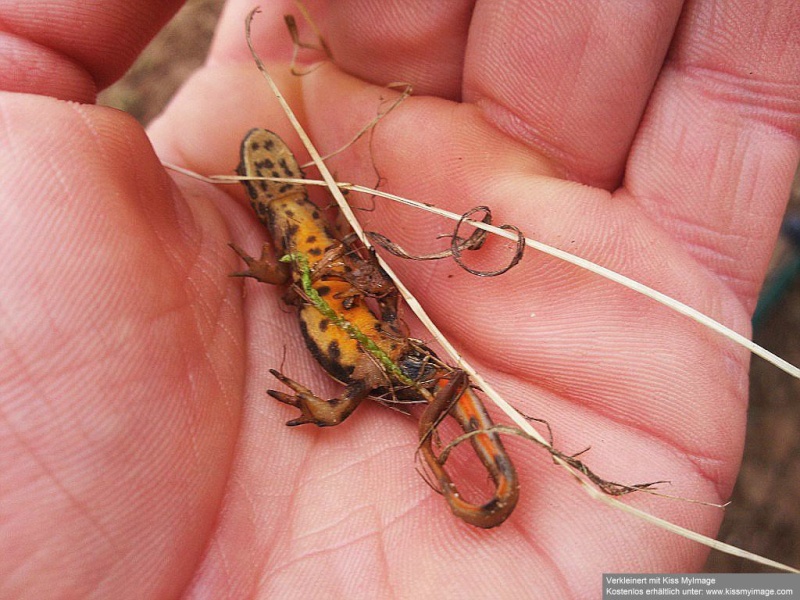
[{"x1": 233, "y1": 128, "x2": 519, "y2": 528}]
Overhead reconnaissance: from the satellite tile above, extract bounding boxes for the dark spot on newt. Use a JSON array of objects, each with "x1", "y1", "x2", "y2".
[
  {"x1": 327, "y1": 340, "x2": 341, "y2": 361},
  {"x1": 299, "y1": 319, "x2": 350, "y2": 382},
  {"x1": 316, "y1": 285, "x2": 330, "y2": 297},
  {"x1": 319, "y1": 318, "x2": 329, "y2": 331},
  {"x1": 494, "y1": 453, "x2": 514, "y2": 477}
]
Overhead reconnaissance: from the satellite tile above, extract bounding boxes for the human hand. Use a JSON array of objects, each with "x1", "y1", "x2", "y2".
[{"x1": 2, "y1": 1, "x2": 798, "y2": 597}]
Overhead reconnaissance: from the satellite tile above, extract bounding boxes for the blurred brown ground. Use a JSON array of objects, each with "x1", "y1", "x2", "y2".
[
  {"x1": 98, "y1": 0, "x2": 224, "y2": 124},
  {"x1": 98, "y1": 0, "x2": 800, "y2": 573},
  {"x1": 705, "y1": 176, "x2": 800, "y2": 573}
]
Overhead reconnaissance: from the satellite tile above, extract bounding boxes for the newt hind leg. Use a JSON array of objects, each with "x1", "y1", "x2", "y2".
[{"x1": 268, "y1": 369, "x2": 369, "y2": 427}]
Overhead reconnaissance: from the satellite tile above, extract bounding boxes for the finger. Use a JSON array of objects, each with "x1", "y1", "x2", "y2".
[
  {"x1": 0, "y1": 94, "x2": 242, "y2": 593},
  {"x1": 463, "y1": 1, "x2": 684, "y2": 188},
  {"x1": 148, "y1": 62, "x2": 308, "y2": 185},
  {"x1": 0, "y1": 0, "x2": 184, "y2": 100},
  {"x1": 624, "y1": 0, "x2": 800, "y2": 308},
  {"x1": 210, "y1": 0, "x2": 473, "y2": 99}
]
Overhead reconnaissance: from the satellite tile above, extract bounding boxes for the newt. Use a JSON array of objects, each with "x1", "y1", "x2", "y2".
[{"x1": 231, "y1": 128, "x2": 519, "y2": 528}]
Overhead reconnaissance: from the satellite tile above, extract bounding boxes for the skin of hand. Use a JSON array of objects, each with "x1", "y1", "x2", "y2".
[{"x1": 1, "y1": 0, "x2": 798, "y2": 597}]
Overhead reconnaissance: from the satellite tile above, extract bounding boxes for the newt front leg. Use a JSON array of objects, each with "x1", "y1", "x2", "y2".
[{"x1": 229, "y1": 241, "x2": 289, "y2": 285}]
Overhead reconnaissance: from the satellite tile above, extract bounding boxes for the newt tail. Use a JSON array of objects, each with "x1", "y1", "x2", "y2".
[{"x1": 420, "y1": 372, "x2": 519, "y2": 528}]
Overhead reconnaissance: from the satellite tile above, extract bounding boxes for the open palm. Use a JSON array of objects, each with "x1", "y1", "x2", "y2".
[{"x1": 2, "y1": 0, "x2": 798, "y2": 597}]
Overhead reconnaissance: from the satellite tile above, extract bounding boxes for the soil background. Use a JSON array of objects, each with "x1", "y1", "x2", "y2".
[{"x1": 98, "y1": 0, "x2": 800, "y2": 573}]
